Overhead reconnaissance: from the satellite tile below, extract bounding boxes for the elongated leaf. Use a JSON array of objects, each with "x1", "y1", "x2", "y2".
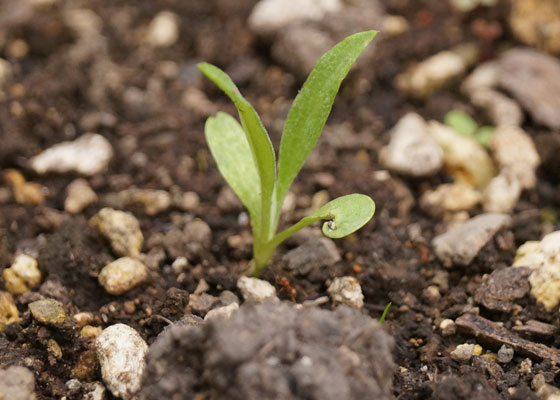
[
  {"x1": 205, "y1": 112, "x2": 260, "y2": 221},
  {"x1": 276, "y1": 31, "x2": 377, "y2": 212},
  {"x1": 198, "y1": 63, "x2": 276, "y2": 229},
  {"x1": 311, "y1": 194, "x2": 375, "y2": 238}
]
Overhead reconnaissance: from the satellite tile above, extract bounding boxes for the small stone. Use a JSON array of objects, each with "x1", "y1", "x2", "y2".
[
  {"x1": 2, "y1": 254, "x2": 41, "y2": 295},
  {"x1": 450, "y1": 343, "x2": 481, "y2": 361},
  {"x1": 510, "y1": 0, "x2": 560, "y2": 54},
  {"x1": 422, "y1": 285, "x2": 441, "y2": 305},
  {"x1": 30, "y1": 133, "x2": 113, "y2": 176},
  {"x1": 440, "y1": 319, "x2": 456, "y2": 336},
  {"x1": 482, "y1": 168, "x2": 522, "y2": 213},
  {"x1": 0, "y1": 366, "x2": 36, "y2": 400},
  {"x1": 327, "y1": 276, "x2": 364, "y2": 308},
  {"x1": 432, "y1": 213, "x2": 511, "y2": 267},
  {"x1": 420, "y1": 182, "x2": 481, "y2": 218},
  {"x1": 81, "y1": 325, "x2": 103, "y2": 338},
  {"x1": 462, "y1": 61, "x2": 499, "y2": 95},
  {"x1": 171, "y1": 256, "x2": 188, "y2": 274},
  {"x1": 379, "y1": 113, "x2": 443, "y2": 177},
  {"x1": 183, "y1": 219, "x2": 212, "y2": 253},
  {"x1": 90, "y1": 207, "x2": 143, "y2": 257},
  {"x1": 283, "y1": 237, "x2": 341, "y2": 275},
  {"x1": 519, "y1": 358, "x2": 532, "y2": 375},
  {"x1": 204, "y1": 302, "x2": 239, "y2": 321},
  {"x1": 83, "y1": 382, "x2": 106, "y2": 400},
  {"x1": 490, "y1": 125, "x2": 540, "y2": 190},
  {"x1": 47, "y1": 338, "x2": 62, "y2": 359},
  {"x1": 498, "y1": 48, "x2": 560, "y2": 130},
  {"x1": 28, "y1": 299, "x2": 66, "y2": 324},
  {"x1": 104, "y1": 188, "x2": 172, "y2": 216},
  {"x1": 3, "y1": 170, "x2": 46, "y2": 205},
  {"x1": 428, "y1": 121, "x2": 496, "y2": 189},
  {"x1": 237, "y1": 276, "x2": 277, "y2": 303},
  {"x1": 382, "y1": 15, "x2": 409, "y2": 36},
  {"x1": 0, "y1": 291, "x2": 20, "y2": 331},
  {"x1": 96, "y1": 324, "x2": 148, "y2": 400},
  {"x1": 474, "y1": 267, "x2": 531, "y2": 312},
  {"x1": 188, "y1": 293, "x2": 218, "y2": 315},
  {"x1": 395, "y1": 50, "x2": 467, "y2": 98},
  {"x1": 218, "y1": 290, "x2": 240, "y2": 307},
  {"x1": 65, "y1": 179, "x2": 98, "y2": 213},
  {"x1": 249, "y1": 0, "x2": 342, "y2": 35},
  {"x1": 73, "y1": 312, "x2": 95, "y2": 328},
  {"x1": 146, "y1": 11, "x2": 179, "y2": 47},
  {"x1": 513, "y1": 230, "x2": 560, "y2": 311},
  {"x1": 98, "y1": 257, "x2": 148, "y2": 295},
  {"x1": 469, "y1": 88, "x2": 523, "y2": 126},
  {"x1": 497, "y1": 344, "x2": 514, "y2": 364},
  {"x1": 175, "y1": 191, "x2": 200, "y2": 212}
]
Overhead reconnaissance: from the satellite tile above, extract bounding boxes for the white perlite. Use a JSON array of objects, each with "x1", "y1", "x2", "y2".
[
  {"x1": 98, "y1": 257, "x2": 148, "y2": 295},
  {"x1": 514, "y1": 230, "x2": 560, "y2": 311},
  {"x1": 90, "y1": 208, "x2": 144, "y2": 257},
  {"x1": 237, "y1": 276, "x2": 277, "y2": 303},
  {"x1": 30, "y1": 133, "x2": 113, "y2": 176},
  {"x1": 482, "y1": 168, "x2": 521, "y2": 214},
  {"x1": 450, "y1": 343, "x2": 482, "y2": 361},
  {"x1": 96, "y1": 324, "x2": 147, "y2": 400},
  {"x1": 249, "y1": 0, "x2": 341, "y2": 34},
  {"x1": 2, "y1": 254, "x2": 41, "y2": 295},
  {"x1": 65, "y1": 179, "x2": 98, "y2": 214},
  {"x1": 204, "y1": 302, "x2": 239, "y2": 321},
  {"x1": 379, "y1": 113, "x2": 443, "y2": 177},
  {"x1": 327, "y1": 277, "x2": 364, "y2": 308},
  {"x1": 145, "y1": 11, "x2": 179, "y2": 47},
  {"x1": 420, "y1": 182, "x2": 481, "y2": 218}
]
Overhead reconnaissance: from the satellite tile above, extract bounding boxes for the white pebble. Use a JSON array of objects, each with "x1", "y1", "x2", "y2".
[
  {"x1": 146, "y1": 11, "x2": 179, "y2": 47},
  {"x1": 30, "y1": 133, "x2": 113, "y2": 176},
  {"x1": 65, "y1": 178, "x2": 98, "y2": 213},
  {"x1": 98, "y1": 257, "x2": 147, "y2": 295},
  {"x1": 96, "y1": 324, "x2": 147, "y2": 400},
  {"x1": 90, "y1": 208, "x2": 143, "y2": 257},
  {"x1": 204, "y1": 302, "x2": 239, "y2": 321},
  {"x1": 237, "y1": 276, "x2": 277, "y2": 303},
  {"x1": 327, "y1": 277, "x2": 364, "y2": 308}
]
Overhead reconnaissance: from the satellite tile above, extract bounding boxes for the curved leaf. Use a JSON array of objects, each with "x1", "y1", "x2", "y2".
[
  {"x1": 275, "y1": 31, "x2": 377, "y2": 214},
  {"x1": 312, "y1": 194, "x2": 375, "y2": 239},
  {"x1": 205, "y1": 112, "x2": 260, "y2": 221}
]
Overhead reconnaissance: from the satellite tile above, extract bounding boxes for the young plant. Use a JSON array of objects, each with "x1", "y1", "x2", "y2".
[{"x1": 199, "y1": 31, "x2": 377, "y2": 276}]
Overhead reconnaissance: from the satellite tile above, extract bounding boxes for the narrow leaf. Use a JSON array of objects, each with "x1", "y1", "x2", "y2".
[
  {"x1": 276, "y1": 31, "x2": 377, "y2": 211},
  {"x1": 198, "y1": 63, "x2": 276, "y2": 226},
  {"x1": 311, "y1": 194, "x2": 375, "y2": 239},
  {"x1": 444, "y1": 110, "x2": 478, "y2": 137},
  {"x1": 205, "y1": 112, "x2": 260, "y2": 221}
]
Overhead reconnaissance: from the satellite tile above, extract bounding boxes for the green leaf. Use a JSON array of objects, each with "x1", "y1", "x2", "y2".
[
  {"x1": 312, "y1": 194, "x2": 375, "y2": 238},
  {"x1": 475, "y1": 126, "x2": 494, "y2": 147},
  {"x1": 205, "y1": 112, "x2": 261, "y2": 220},
  {"x1": 444, "y1": 110, "x2": 478, "y2": 137},
  {"x1": 198, "y1": 63, "x2": 276, "y2": 234},
  {"x1": 276, "y1": 31, "x2": 377, "y2": 213}
]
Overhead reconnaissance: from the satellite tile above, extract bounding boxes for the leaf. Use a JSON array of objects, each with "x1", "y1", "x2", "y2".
[
  {"x1": 275, "y1": 31, "x2": 377, "y2": 211},
  {"x1": 475, "y1": 126, "x2": 494, "y2": 147},
  {"x1": 444, "y1": 110, "x2": 478, "y2": 137},
  {"x1": 198, "y1": 63, "x2": 276, "y2": 222},
  {"x1": 311, "y1": 194, "x2": 375, "y2": 239},
  {"x1": 205, "y1": 112, "x2": 260, "y2": 221}
]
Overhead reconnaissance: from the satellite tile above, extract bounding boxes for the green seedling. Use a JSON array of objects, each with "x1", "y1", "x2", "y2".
[
  {"x1": 444, "y1": 110, "x2": 494, "y2": 147},
  {"x1": 199, "y1": 31, "x2": 377, "y2": 276},
  {"x1": 379, "y1": 302, "x2": 392, "y2": 324}
]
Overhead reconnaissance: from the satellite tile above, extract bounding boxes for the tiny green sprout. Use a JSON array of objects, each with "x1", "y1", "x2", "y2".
[
  {"x1": 199, "y1": 31, "x2": 377, "y2": 276},
  {"x1": 379, "y1": 302, "x2": 392, "y2": 324},
  {"x1": 444, "y1": 110, "x2": 494, "y2": 148}
]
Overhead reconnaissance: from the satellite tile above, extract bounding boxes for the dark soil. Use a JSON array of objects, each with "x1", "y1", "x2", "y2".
[{"x1": 1, "y1": 0, "x2": 559, "y2": 399}]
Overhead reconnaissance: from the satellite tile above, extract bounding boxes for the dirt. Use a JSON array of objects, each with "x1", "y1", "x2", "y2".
[{"x1": 0, "y1": 0, "x2": 559, "y2": 399}]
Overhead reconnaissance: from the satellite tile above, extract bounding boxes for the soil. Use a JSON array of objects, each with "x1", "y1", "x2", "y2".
[{"x1": 1, "y1": 0, "x2": 559, "y2": 399}]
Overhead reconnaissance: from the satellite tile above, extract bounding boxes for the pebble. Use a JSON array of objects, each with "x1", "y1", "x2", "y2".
[
  {"x1": 428, "y1": 121, "x2": 495, "y2": 189},
  {"x1": 90, "y1": 207, "x2": 143, "y2": 257},
  {"x1": 30, "y1": 133, "x2": 113, "y2": 176},
  {"x1": 249, "y1": 0, "x2": 342, "y2": 35},
  {"x1": 73, "y1": 311, "x2": 95, "y2": 328},
  {"x1": 237, "y1": 276, "x2": 278, "y2": 303},
  {"x1": 469, "y1": 88, "x2": 523, "y2": 126},
  {"x1": 146, "y1": 11, "x2": 180, "y2": 47},
  {"x1": 498, "y1": 48, "x2": 560, "y2": 130},
  {"x1": 3, "y1": 169, "x2": 46, "y2": 205},
  {"x1": 510, "y1": 0, "x2": 560, "y2": 54},
  {"x1": 83, "y1": 382, "x2": 106, "y2": 400},
  {"x1": 0, "y1": 291, "x2": 20, "y2": 331},
  {"x1": 188, "y1": 293, "x2": 217, "y2": 315},
  {"x1": 422, "y1": 285, "x2": 441, "y2": 305},
  {"x1": 379, "y1": 113, "x2": 443, "y2": 177},
  {"x1": 474, "y1": 267, "x2": 531, "y2": 312},
  {"x1": 98, "y1": 257, "x2": 148, "y2": 295},
  {"x1": 2, "y1": 254, "x2": 41, "y2": 295},
  {"x1": 0, "y1": 366, "x2": 36, "y2": 400},
  {"x1": 440, "y1": 319, "x2": 456, "y2": 336},
  {"x1": 81, "y1": 325, "x2": 103, "y2": 338},
  {"x1": 395, "y1": 50, "x2": 468, "y2": 97},
  {"x1": 462, "y1": 61, "x2": 499, "y2": 95},
  {"x1": 497, "y1": 345, "x2": 514, "y2": 364},
  {"x1": 96, "y1": 324, "x2": 148, "y2": 400},
  {"x1": 282, "y1": 237, "x2": 341, "y2": 275},
  {"x1": 450, "y1": 343, "x2": 482, "y2": 362},
  {"x1": 482, "y1": 168, "x2": 522, "y2": 214},
  {"x1": 65, "y1": 178, "x2": 98, "y2": 213},
  {"x1": 104, "y1": 188, "x2": 172, "y2": 216},
  {"x1": 47, "y1": 338, "x2": 62, "y2": 359},
  {"x1": 420, "y1": 182, "x2": 481, "y2": 218},
  {"x1": 519, "y1": 358, "x2": 532, "y2": 375},
  {"x1": 432, "y1": 213, "x2": 511, "y2": 267},
  {"x1": 204, "y1": 302, "x2": 239, "y2": 321},
  {"x1": 490, "y1": 125, "x2": 540, "y2": 190},
  {"x1": 327, "y1": 276, "x2": 364, "y2": 308},
  {"x1": 513, "y1": 230, "x2": 560, "y2": 311},
  {"x1": 28, "y1": 299, "x2": 66, "y2": 324}
]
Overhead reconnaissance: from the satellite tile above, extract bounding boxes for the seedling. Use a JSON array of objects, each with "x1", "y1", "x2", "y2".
[
  {"x1": 199, "y1": 31, "x2": 377, "y2": 276},
  {"x1": 444, "y1": 110, "x2": 494, "y2": 147}
]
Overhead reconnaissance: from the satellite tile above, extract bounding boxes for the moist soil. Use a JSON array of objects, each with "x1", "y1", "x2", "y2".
[{"x1": 1, "y1": 0, "x2": 559, "y2": 399}]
